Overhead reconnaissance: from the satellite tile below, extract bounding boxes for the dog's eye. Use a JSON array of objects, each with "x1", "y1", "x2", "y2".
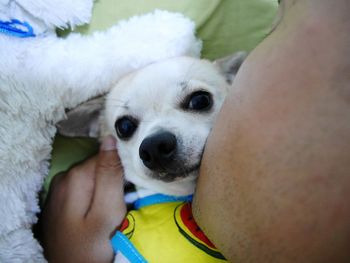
[
  {"x1": 184, "y1": 91, "x2": 213, "y2": 111},
  {"x1": 115, "y1": 116, "x2": 138, "y2": 139}
]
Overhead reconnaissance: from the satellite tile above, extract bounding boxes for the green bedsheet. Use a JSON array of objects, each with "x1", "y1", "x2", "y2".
[{"x1": 45, "y1": 0, "x2": 278, "y2": 199}]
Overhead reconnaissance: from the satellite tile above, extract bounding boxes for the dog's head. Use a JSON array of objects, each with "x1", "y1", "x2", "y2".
[{"x1": 57, "y1": 52, "x2": 246, "y2": 196}]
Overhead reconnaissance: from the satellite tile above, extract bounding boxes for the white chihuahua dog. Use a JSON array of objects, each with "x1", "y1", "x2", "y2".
[
  {"x1": 59, "y1": 52, "x2": 246, "y2": 196},
  {"x1": 58, "y1": 52, "x2": 246, "y2": 262},
  {"x1": 105, "y1": 53, "x2": 246, "y2": 197}
]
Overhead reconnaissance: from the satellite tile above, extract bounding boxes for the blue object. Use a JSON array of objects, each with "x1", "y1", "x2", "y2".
[
  {"x1": 0, "y1": 19, "x2": 35, "y2": 38},
  {"x1": 111, "y1": 231, "x2": 148, "y2": 263},
  {"x1": 134, "y1": 193, "x2": 193, "y2": 209}
]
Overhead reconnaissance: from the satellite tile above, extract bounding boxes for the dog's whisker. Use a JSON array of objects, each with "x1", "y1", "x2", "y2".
[
  {"x1": 107, "y1": 103, "x2": 128, "y2": 109},
  {"x1": 106, "y1": 100, "x2": 126, "y2": 105},
  {"x1": 138, "y1": 119, "x2": 153, "y2": 123},
  {"x1": 107, "y1": 104, "x2": 127, "y2": 108},
  {"x1": 107, "y1": 98, "x2": 128, "y2": 104}
]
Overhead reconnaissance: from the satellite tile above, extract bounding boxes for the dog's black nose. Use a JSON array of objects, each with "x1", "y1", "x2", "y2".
[{"x1": 139, "y1": 131, "x2": 177, "y2": 171}]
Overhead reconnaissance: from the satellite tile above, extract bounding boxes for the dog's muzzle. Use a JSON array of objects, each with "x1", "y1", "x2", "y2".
[
  {"x1": 139, "y1": 130, "x2": 177, "y2": 170},
  {"x1": 139, "y1": 130, "x2": 200, "y2": 182}
]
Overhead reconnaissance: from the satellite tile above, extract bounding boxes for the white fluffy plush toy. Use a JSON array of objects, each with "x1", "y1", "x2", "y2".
[{"x1": 0, "y1": 0, "x2": 201, "y2": 261}]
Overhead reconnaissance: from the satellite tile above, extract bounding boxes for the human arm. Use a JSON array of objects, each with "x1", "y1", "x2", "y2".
[{"x1": 193, "y1": 0, "x2": 350, "y2": 262}]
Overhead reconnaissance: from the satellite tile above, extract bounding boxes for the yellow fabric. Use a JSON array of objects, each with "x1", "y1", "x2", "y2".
[{"x1": 121, "y1": 202, "x2": 226, "y2": 262}]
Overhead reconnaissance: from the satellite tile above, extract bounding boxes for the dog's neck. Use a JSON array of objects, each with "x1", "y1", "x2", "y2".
[
  {"x1": 130, "y1": 186, "x2": 193, "y2": 209},
  {"x1": 135, "y1": 187, "x2": 159, "y2": 198},
  {"x1": 133, "y1": 186, "x2": 193, "y2": 200}
]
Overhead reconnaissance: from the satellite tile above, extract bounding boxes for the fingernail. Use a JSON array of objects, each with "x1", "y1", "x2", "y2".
[{"x1": 100, "y1": 135, "x2": 116, "y2": 151}]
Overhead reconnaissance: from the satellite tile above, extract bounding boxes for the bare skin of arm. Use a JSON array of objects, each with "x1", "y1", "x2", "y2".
[{"x1": 193, "y1": 0, "x2": 350, "y2": 262}]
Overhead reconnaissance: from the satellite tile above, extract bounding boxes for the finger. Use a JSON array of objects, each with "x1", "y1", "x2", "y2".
[
  {"x1": 62, "y1": 156, "x2": 98, "y2": 219},
  {"x1": 88, "y1": 136, "x2": 126, "y2": 225},
  {"x1": 39, "y1": 172, "x2": 67, "y2": 238},
  {"x1": 44, "y1": 171, "x2": 67, "y2": 208}
]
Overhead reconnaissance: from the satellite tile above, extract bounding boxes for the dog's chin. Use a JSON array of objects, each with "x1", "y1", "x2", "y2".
[
  {"x1": 127, "y1": 169, "x2": 198, "y2": 196},
  {"x1": 150, "y1": 164, "x2": 200, "y2": 183}
]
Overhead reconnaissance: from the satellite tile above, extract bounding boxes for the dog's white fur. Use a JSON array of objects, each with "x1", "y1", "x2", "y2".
[{"x1": 0, "y1": 0, "x2": 201, "y2": 260}]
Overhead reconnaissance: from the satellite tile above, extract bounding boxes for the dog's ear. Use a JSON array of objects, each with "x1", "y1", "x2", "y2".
[
  {"x1": 214, "y1": 51, "x2": 247, "y2": 84},
  {"x1": 56, "y1": 96, "x2": 104, "y2": 138}
]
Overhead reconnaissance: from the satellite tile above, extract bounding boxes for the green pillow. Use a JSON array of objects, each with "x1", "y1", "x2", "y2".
[{"x1": 45, "y1": 0, "x2": 278, "y2": 199}]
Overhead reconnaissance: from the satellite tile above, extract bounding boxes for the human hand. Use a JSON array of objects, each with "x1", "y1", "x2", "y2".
[{"x1": 39, "y1": 136, "x2": 126, "y2": 263}]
